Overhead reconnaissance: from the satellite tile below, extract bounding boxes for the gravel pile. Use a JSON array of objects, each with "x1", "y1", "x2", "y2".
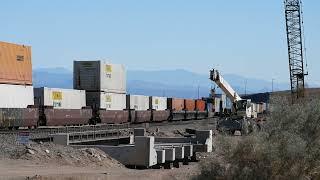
[{"x1": 0, "y1": 134, "x2": 123, "y2": 168}]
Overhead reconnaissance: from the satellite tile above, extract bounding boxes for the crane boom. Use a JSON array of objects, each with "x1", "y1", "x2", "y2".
[
  {"x1": 284, "y1": 0, "x2": 307, "y2": 100},
  {"x1": 210, "y1": 69, "x2": 242, "y2": 102}
]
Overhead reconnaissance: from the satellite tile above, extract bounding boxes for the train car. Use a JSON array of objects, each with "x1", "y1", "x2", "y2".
[
  {"x1": 150, "y1": 96, "x2": 170, "y2": 122},
  {"x1": 184, "y1": 99, "x2": 196, "y2": 120},
  {"x1": 34, "y1": 87, "x2": 91, "y2": 126},
  {"x1": 0, "y1": 108, "x2": 38, "y2": 129},
  {"x1": 127, "y1": 95, "x2": 151, "y2": 123},
  {"x1": 196, "y1": 99, "x2": 207, "y2": 120},
  {"x1": 86, "y1": 92, "x2": 128, "y2": 124},
  {"x1": 167, "y1": 98, "x2": 185, "y2": 121}
]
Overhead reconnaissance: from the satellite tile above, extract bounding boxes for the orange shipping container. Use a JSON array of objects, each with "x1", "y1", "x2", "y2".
[
  {"x1": 168, "y1": 98, "x2": 184, "y2": 111},
  {"x1": 196, "y1": 100, "x2": 206, "y2": 112},
  {"x1": 185, "y1": 99, "x2": 196, "y2": 111},
  {"x1": 0, "y1": 41, "x2": 32, "y2": 85}
]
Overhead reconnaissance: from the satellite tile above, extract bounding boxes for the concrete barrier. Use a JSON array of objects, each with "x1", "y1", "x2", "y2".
[{"x1": 52, "y1": 133, "x2": 69, "y2": 145}]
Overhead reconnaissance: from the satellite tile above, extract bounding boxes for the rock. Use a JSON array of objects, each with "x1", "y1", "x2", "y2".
[
  {"x1": 27, "y1": 149, "x2": 35, "y2": 155},
  {"x1": 85, "y1": 148, "x2": 95, "y2": 155},
  {"x1": 234, "y1": 131, "x2": 242, "y2": 136}
]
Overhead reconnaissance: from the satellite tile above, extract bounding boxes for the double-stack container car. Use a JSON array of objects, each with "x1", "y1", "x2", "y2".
[
  {"x1": 74, "y1": 60, "x2": 127, "y2": 124},
  {"x1": 127, "y1": 95, "x2": 151, "y2": 123},
  {"x1": 86, "y1": 92, "x2": 128, "y2": 124},
  {"x1": 149, "y1": 96, "x2": 170, "y2": 122},
  {"x1": 196, "y1": 99, "x2": 207, "y2": 119},
  {"x1": 184, "y1": 99, "x2": 196, "y2": 120},
  {"x1": 34, "y1": 87, "x2": 91, "y2": 126},
  {"x1": 167, "y1": 98, "x2": 185, "y2": 121},
  {"x1": 0, "y1": 42, "x2": 38, "y2": 129}
]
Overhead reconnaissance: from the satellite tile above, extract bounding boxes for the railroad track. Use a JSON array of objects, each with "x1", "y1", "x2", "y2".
[{"x1": 0, "y1": 118, "x2": 218, "y2": 137}]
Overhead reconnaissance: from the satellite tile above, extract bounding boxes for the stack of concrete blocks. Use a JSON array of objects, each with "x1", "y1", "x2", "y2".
[{"x1": 66, "y1": 128, "x2": 213, "y2": 169}]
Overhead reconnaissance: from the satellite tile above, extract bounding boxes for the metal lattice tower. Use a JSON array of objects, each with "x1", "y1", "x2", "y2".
[{"x1": 284, "y1": 0, "x2": 307, "y2": 99}]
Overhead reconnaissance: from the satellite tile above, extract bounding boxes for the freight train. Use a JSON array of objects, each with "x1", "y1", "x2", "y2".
[
  {"x1": 0, "y1": 95, "x2": 213, "y2": 129},
  {"x1": 0, "y1": 42, "x2": 268, "y2": 130}
]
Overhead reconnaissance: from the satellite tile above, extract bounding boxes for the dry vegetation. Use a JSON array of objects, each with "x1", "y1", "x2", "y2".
[{"x1": 195, "y1": 96, "x2": 320, "y2": 180}]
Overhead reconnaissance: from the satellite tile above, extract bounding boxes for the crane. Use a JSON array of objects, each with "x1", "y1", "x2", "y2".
[
  {"x1": 210, "y1": 69, "x2": 252, "y2": 118},
  {"x1": 284, "y1": 0, "x2": 308, "y2": 100}
]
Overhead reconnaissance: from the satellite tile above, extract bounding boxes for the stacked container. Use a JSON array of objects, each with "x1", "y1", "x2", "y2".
[
  {"x1": 126, "y1": 95, "x2": 151, "y2": 123},
  {"x1": 34, "y1": 87, "x2": 91, "y2": 126},
  {"x1": 74, "y1": 60, "x2": 128, "y2": 124},
  {"x1": 150, "y1": 96, "x2": 169, "y2": 122},
  {"x1": 0, "y1": 42, "x2": 38, "y2": 129},
  {"x1": 167, "y1": 98, "x2": 185, "y2": 121},
  {"x1": 184, "y1": 99, "x2": 196, "y2": 120},
  {"x1": 196, "y1": 99, "x2": 207, "y2": 120}
]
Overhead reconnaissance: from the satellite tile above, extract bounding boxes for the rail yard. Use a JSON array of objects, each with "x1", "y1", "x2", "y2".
[{"x1": 1, "y1": 0, "x2": 319, "y2": 179}]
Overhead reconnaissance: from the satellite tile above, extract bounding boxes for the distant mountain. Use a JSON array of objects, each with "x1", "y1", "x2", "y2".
[
  {"x1": 33, "y1": 67, "x2": 290, "y2": 98},
  {"x1": 33, "y1": 68, "x2": 73, "y2": 89}
]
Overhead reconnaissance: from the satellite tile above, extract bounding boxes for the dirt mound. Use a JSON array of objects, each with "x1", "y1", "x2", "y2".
[
  {"x1": 0, "y1": 134, "x2": 122, "y2": 168},
  {"x1": 21, "y1": 143, "x2": 123, "y2": 168}
]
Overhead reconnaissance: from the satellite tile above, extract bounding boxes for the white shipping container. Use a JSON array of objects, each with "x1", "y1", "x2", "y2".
[
  {"x1": 0, "y1": 84, "x2": 34, "y2": 108},
  {"x1": 127, "y1": 95, "x2": 149, "y2": 111},
  {"x1": 74, "y1": 61, "x2": 126, "y2": 93},
  {"x1": 150, "y1": 96, "x2": 167, "y2": 110},
  {"x1": 86, "y1": 92, "x2": 126, "y2": 110},
  {"x1": 34, "y1": 87, "x2": 86, "y2": 109}
]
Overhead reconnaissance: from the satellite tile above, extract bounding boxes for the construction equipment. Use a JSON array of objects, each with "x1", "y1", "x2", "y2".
[
  {"x1": 284, "y1": 0, "x2": 308, "y2": 100},
  {"x1": 209, "y1": 69, "x2": 252, "y2": 118}
]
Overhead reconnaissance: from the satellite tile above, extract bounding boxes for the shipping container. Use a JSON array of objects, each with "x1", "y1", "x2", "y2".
[
  {"x1": 0, "y1": 84, "x2": 34, "y2": 108},
  {"x1": 0, "y1": 108, "x2": 38, "y2": 129},
  {"x1": 34, "y1": 87, "x2": 86, "y2": 109},
  {"x1": 74, "y1": 61, "x2": 126, "y2": 93},
  {"x1": 184, "y1": 99, "x2": 196, "y2": 111},
  {"x1": 99, "y1": 110, "x2": 129, "y2": 124},
  {"x1": 167, "y1": 98, "x2": 184, "y2": 111},
  {"x1": 196, "y1": 100, "x2": 206, "y2": 111},
  {"x1": 86, "y1": 92, "x2": 126, "y2": 110},
  {"x1": 126, "y1": 95, "x2": 149, "y2": 111},
  {"x1": 150, "y1": 96, "x2": 167, "y2": 110},
  {"x1": 0, "y1": 41, "x2": 33, "y2": 85},
  {"x1": 43, "y1": 109, "x2": 92, "y2": 126}
]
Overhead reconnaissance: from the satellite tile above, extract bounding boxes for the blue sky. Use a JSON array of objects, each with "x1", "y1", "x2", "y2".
[{"x1": 1, "y1": 0, "x2": 319, "y2": 85}]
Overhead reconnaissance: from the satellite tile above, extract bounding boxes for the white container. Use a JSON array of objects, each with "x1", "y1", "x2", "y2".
[
  {"x1": 86, "y1": 92, "x2": 126, "y2": 110},
  {"x1": 0, "y1": 84, "x2": 34, "y2": 108},
  {"x1": 150, "y1": 96, "x2": 167, "y2": 110},
  {"x1": 34, "y1": 87, "x2": 86, "y2": 109},
  {"x1": 127, "y1": 95, "x2": 149, "y2": 111},
  {"x1": 74, "y1": 61, "x2": 126, "y2": 93}
]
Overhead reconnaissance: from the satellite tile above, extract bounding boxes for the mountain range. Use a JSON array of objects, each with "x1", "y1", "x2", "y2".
[{"x1": 33, "y1": 68, "x2": 290, "y2": 98}]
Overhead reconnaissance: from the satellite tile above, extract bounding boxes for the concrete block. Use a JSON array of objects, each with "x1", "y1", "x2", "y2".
[
  {"x1": 196, "y1": 130, "x2": 213, "y2": 152},
  {"x1": 175, "y1": 146, "x2": 184, "y2": 160},
  {"x1": 129, "y1": 135, "x2": 135, "y2": 144},
  {"x1": 165, "y1": 148, "x2": 175, "y2": 162},
  {"x1": 52, "y1": 133, "x2": 69, "y2": 146},
  {"x1": 156, "y1": 150, "x2": 165, "y2": 164},
  {"x1": 183, "y1": 145, "x2": 193, "y2": 157},
  {"x1": 134, "y1": 136, "x2": 157, "y2": 167},
  {"x1": 134, "y1": 128, "x2": 146, "y2": 137}
]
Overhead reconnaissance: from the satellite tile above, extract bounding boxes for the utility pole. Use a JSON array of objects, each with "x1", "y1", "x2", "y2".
[
  {"x1": 244, "y1": 79, "x2": 247, "y2": 96},
  {"x1": 272, "y1": 78, "x2": 275, "y2": 92}
]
